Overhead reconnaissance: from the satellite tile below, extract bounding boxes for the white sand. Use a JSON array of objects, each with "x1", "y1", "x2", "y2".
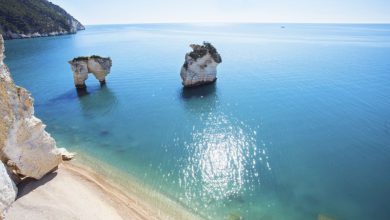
[{"x1": 5, "y1": 162, "x2": 183, "y2": 220}]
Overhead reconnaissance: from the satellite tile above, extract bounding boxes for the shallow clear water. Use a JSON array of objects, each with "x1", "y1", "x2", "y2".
[{"x1": 5, "y1": 23, "x2": 390, "y2": 219}]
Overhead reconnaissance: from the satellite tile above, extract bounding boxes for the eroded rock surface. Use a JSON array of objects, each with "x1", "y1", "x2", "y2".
[
  {"x1": 1, "y1": 33, "x2": 76, "y2": 181},
  {"x1": 69, "y1": 56, "x2": 112, "y2": 89},
  {"x1": 1, "y1": 34, "x2": 77, "y2": 215},
  {"x1": 0, "y1": 161, "x2": 17, "y2": 217},
  {"x1": 180, "y1": 42, "x2": 222, "y2": 87}
]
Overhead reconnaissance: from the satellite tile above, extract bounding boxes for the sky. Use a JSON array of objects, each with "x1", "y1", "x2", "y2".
[{"x1": 50, "y1": 0, "x2": 390, "y2": 25}]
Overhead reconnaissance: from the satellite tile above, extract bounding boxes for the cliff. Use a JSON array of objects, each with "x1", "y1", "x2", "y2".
[
  {"x1": 180, "y1": 42, "x2": 222, "y2": 87},
  {"x1": 0, "y1": 35, "x2": 70, "y2": 215},
  {"x1": 0, "y1": 0, "x2": 85, "y2": 40}
]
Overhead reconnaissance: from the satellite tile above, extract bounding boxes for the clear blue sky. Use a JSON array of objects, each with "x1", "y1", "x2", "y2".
[{"x1": 50, "y1": 0, "x2": 390, "y2": 24}]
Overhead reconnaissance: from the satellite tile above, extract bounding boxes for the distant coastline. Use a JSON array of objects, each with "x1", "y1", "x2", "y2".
[
  {"x1": 1, "y1": 29, "x2": 85, "y2": 40},
  {"x1": 0, "y1": 0, "x2": 85, "y2": 40}
]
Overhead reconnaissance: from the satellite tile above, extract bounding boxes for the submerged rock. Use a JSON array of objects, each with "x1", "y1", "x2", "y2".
[
  {"x1": 180, "y1": 42, "x2": 222, "y2": 87},
  {"x1": 317, "y1": 214, "x2": 335, "y2": 220},
  {"x1": 99, "y1": 130, "x2": 110, "y2": 136},
  {"x1": 68, "y1": 55, "x2": 112, "y2": 89},
  {"x1": 0, "y1": 161, "x2": 17, "y2": 217},
  {"x1": 227, "y1": 213, "x2": 244, "y2": 220}
]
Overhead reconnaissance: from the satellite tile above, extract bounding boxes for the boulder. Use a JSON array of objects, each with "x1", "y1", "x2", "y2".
[
  {"x1": 180, "y1": 42, "x2": 222, "y2": 87},
  {"x1": 56, "y1": 148, "x2": 76, "y2": 161}
]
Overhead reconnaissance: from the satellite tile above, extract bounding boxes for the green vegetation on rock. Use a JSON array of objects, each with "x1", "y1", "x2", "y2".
[
  {"x1": 71, "y1": 55, "x2": 108, "y2": 62},
  {"x1": 0, "y1": 0, "x2": 84, "y2": 40},
  {"x1": 183, "y1": 42, "x2": 222, "y2": 70},
  {"x1": 71, "y1": 56, "x2": 90, "y2": 62},
  {"x1": 188, "y1": 42, "x2": 222, "y2": 63}
]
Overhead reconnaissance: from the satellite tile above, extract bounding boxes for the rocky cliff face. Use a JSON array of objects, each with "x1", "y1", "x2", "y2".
[
  {"x1": 69, "y1": 56, "x2": 112, "y2": 88},
  {"x1": 0, "y1": 34, "x2": 69, "y2": 214},
  {"x1": 0, "y1": 0, "x2": 85, "y2": 40},
  {"x1": 180, "y1": 42, "x2": 222, "y2": 87}
]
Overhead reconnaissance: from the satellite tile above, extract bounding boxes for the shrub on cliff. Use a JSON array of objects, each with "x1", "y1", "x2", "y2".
[{"x1": 188, "y1": 42, "x2": 222, "y2": 63}]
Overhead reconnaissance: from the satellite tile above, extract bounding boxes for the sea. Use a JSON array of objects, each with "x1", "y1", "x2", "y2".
[{"x1": 4, "y1": 23, "x2": 390, "y2": 220}]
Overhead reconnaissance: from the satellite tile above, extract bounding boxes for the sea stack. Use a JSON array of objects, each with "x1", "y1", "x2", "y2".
[
  {"x1": 180, "y1": 42, "x2": 222, "y2": 87},
  {"x1": 68, "y1": 56, "x2": 112, "y2": 89}
]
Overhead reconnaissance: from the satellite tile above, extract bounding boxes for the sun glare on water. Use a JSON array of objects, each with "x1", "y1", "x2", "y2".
[{"x1": 179, "y1": 113, "x2": 272, "y2": 212}]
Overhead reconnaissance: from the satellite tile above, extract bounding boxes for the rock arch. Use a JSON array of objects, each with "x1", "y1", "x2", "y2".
[{"x1": 69, "y1": 55, "x2": 112, "y2": 89}]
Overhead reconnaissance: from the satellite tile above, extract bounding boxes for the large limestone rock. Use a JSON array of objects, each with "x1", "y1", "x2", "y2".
[
  {"x1": 0, "y1": 161, "x2": 17, "y2": 217},
  {"x1": 180, "y1": 42, "x2": 222, "y2": 87},
  {"x1": 0, "y1": 35, "x2": 64, "y2": 180},
  {"x1": 68, "y1": 56, "x2": 112, "y2": 89}
]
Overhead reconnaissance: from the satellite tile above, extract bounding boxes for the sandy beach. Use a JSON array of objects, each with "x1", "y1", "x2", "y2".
[{"x1": 4, "y1": 162, "x2": 198, "y2": 220}]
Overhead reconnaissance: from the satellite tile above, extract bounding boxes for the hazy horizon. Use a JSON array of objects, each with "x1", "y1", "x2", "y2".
[
  {"x1": 79, "y1": 21, "x2": 390, "y2": 26},
  {"x1": 50, "y1": 0, "x2": 390, "y2": 25}
]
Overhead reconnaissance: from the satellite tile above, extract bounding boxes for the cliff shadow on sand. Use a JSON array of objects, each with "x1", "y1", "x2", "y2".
[{"x1": 15, "y1": 171, "x2": 58, "y2": 199}]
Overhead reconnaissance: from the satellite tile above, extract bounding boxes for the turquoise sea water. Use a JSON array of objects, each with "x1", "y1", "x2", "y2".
[{"x1": 4, "y1": 24, "x2": 390, "y2": 219}]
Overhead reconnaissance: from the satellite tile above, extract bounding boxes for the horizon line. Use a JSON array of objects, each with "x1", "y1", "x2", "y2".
[{"x1": 82, "y1": 21, "x2": 390, "y2": 26}]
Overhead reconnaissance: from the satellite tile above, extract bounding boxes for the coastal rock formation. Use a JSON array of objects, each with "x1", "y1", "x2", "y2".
[
  {"x1": 0, "y1": 161, "x2": 17, "y2": 217},
  {"x1": 1, "y1": 34, "x2": 76, "y2": 214},
  {"x1": 0, "y1": 0, "x2": 85, "y2": 40},
  {"x1": 69, "y1": 56, "x2": 112, "y2": 89},
  {"x1": 1, "y1": 34, "x2": 69, "y2": 181},
  {"x1": 0, "y1": 36, "x2": 60, "y2": 180},
  {"x1": 180, "y1": 42, "x2": 222, "y2": 87}
]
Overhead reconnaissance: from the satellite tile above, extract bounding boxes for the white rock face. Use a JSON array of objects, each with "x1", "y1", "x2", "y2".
[
  {"x1": 0, "y1": 161, "x2": 17, "y2": 217},
  {"x1": 69, "y1": 59, "x2": 89, "y2": 88},
  {"x1": 3, "y1": 116, "x2": 62, "y2": 179},
  {"x1": 180, "y1": 42, "x2": 222, "y2": 87},
  {"x1": 69, "y1": 56, "x2": 112, "y2": 88},
  {"x1": 1, "y1": 35, "x2": 65, "y2": 180}
]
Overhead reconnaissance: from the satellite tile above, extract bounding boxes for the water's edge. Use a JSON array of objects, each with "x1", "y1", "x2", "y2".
[{"x1": 71, "y1": 150, "x2": 203, "y2": 219}]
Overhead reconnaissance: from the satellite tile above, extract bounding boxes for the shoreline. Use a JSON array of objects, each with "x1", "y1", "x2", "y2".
[
  {"x1": 5, "y1": 154, "x2": 201, "y2": 220},
  {"x1": 2, "y1": 30, "x2": 84, "y2": 41},
  {"x1": 70, "y1": 152, "x2": 203, "y2": 219}
]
